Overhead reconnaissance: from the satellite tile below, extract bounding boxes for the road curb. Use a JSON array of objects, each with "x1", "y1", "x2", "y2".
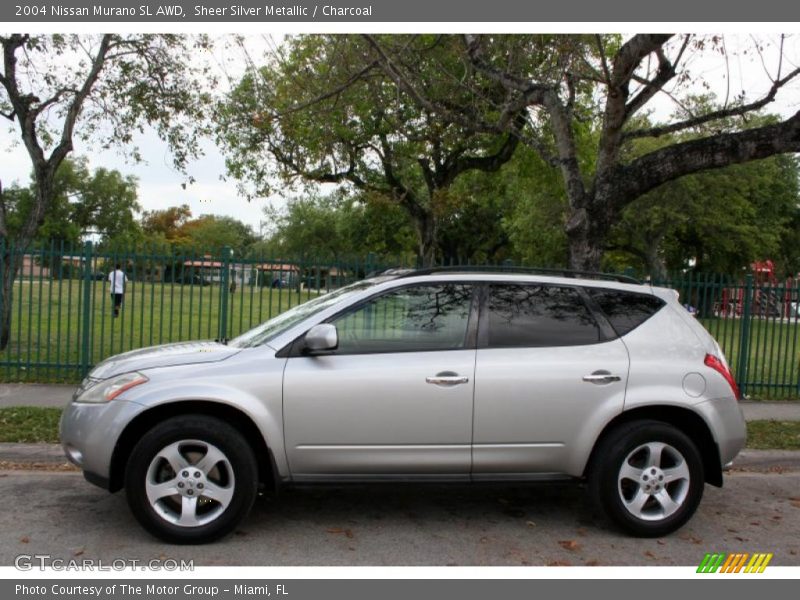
[
  {"x1": 1, "y1": 443, "x2": 798, "y2": 472},
  {"x1": 0, "y1": 442, "x2": 67, "y2": 464}
]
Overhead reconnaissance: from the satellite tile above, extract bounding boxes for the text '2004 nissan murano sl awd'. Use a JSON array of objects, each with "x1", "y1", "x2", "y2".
[{"x1": 60, "y1": 268, "x2": 746, "y2": 543}]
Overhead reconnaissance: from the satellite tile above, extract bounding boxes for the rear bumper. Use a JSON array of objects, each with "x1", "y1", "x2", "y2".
[{"x1": 695, "y1": 396, "x2": 747, "y2": 467}]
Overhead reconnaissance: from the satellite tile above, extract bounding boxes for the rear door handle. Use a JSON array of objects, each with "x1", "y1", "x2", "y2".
[
  {"x1": 426, "y1": 373, "x2": 469, "y2": 386},
  {"x1": 583, "y1": 371, "x2": 621, "y2": 384}
]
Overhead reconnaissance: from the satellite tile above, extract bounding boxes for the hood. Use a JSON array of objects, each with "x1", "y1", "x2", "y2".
[{"x1": 90, "y1": 341, "x2": 243, "y2": 380}]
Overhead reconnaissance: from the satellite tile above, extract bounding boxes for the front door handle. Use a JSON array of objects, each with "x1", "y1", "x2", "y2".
[
  {"x1": 426, "y1": 372, "x2": 469, "y2": 386},
  {"x1": 583, "y1": 370, "x2": 621, "y2": 384}
]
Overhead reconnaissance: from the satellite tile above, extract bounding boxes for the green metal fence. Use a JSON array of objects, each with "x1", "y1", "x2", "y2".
[
  {"x1": 653, "y1": 273, "x2": 800, "y2": 399},
  {"x1": 1, "y1": 242, "x2": 799, "y2": 398},
  {"x1": 0, "y1": 241, "x2": 384, "y2": 384}
]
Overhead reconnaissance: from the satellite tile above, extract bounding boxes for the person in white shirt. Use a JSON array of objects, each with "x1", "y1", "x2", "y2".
[{"x1": 108, "y1": 264, "x2": 127, "y2": 318}]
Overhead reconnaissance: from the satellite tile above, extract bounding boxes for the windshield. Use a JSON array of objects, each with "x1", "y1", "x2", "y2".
[{"x1": 228, "y1": 278, "x2": 388, "y2": 349}]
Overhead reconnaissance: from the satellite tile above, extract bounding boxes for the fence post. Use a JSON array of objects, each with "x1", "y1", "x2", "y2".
[
  {"x1": 737, "y1": 274, "x2": 754, "y2": 396},
  {"x1": 79, "y1": 240, "x2": 93, "y2": 379},
  {"x1": 218, "y1": 246, "x2": 232, "y2": 342}
]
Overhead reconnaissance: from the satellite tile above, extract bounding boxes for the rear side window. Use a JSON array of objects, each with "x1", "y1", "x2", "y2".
[
  {"x1": 588, "y1": 289, "x2": 665, "y2": 337},
  {"x1": 485, "y1": 284, "x2": 602, "y2": 347}
]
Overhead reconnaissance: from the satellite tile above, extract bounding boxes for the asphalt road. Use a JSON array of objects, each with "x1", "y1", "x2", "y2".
[{"x1": 1, "y1": 469, "x2": 798, "y2": 567}]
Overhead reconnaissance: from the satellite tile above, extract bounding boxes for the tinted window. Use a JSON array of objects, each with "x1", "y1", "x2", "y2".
[
  {"x1": 588, "y1": 289, "x2": 665, "y2": 336},
  {"x1": 332, "y1": 284, "x2": 473, "y2": 354},
  {"x1": 486, "y1": 285, "x2": 601, "y2": 347}
]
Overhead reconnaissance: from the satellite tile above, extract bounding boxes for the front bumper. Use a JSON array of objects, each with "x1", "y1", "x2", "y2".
[{"x1": 60, "y1": 398, "x2": 146, "y2": 490}]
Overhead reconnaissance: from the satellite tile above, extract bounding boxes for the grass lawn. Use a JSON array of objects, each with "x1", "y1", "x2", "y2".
[
  {"x1": 746, "y1": 420, "x2": 800, "y2": 450},
  {"x1": 0, "y1": 407, "x2": 62, "y2": 443},
  {"x1": 1, "y1": 408, "x2": 798, "y2": 450}
]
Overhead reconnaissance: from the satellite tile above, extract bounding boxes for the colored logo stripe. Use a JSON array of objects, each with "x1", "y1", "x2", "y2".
[
  {"x1": 744, "y1": 553, "x2": 773, "y2": 573},
  {"x1": 697, "y1": 553, "x2": 726, "y2": 573},
  {"x1": 697, "y1": 552, "x2": 773, "y2": 573}
]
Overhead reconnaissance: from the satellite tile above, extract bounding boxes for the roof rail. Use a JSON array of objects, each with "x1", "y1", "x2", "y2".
[{"x1": 392, "y1": 265, "x2": 642, "y2": 285}]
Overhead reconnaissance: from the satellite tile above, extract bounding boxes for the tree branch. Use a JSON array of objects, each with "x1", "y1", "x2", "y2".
[
  {"x1": 625, "y1": 66, "x2": 800, "y2": 140},
  {"x1": 618, "y1": 110, "x2": 800, "y2": 205},
  {"x1": 363, "y1": 34, "x2": 515, "y2": 136},
  {"x1": 442, "y1": 113, "x2": 526, "y2": 187},
  {"x1": 50, "y1": 34, "x2": 112, "y2": 166}
]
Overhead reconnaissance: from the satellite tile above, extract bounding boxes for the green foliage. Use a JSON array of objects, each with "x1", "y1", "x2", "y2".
[
  {"x1": 179, "y1": 215, "x2": 257, "y2": 256},
  {"x1": 256, "y1": 191, "x2": 416, "y2": 260},
  {"x1": 609, "y1": 119, "x2": 800, "y2": 277},
  {"x1": 4, "y1": 158, "x2": 143, "y2": 247},
  {"x1": 216, "y1": 35, "x2": 536, "y2": 263}
]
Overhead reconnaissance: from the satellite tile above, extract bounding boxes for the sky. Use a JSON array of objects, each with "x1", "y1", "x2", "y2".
[{"x1": 1, "y1": 33, "x2": 799, "y2": 235}]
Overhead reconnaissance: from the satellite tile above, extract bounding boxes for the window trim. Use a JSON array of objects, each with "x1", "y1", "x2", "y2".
[
  {"x1": 477, "y1": 282, "x2": 615, "y2": 350},
  {"x1": 280, "y1": 281, "x2": 480, "y2": 358}
]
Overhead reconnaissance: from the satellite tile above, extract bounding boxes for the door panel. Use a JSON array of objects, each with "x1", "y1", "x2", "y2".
[
  {"x1": 282, "y1": 282, "x2": 477, "y2": 478},
  {"x1": 472, "y1": 283, "x2": 629, "y2": 476},
  {"x1": 472, "y1": 341, "x2": 629, "y2": 475},
  {"x1": 283, "y1": 350, "x2": 476, "y2": 477}
]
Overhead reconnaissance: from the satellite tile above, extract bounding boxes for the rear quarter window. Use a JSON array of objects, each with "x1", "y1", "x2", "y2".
[{"x1": 587, "y1": 288, "x2": 665, "y2": 337}]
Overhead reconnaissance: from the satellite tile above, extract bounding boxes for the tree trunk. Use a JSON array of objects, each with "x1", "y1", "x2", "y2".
[
  {"x1": 644, "y1": 243, "x2": 668, "y2": 282},
  {"x1": 0, "y1": 250, "x2": 20, "y2": 351},
  {"x1": 565, "y1": 204, "x2": 607, "y2": 271},
  {"x1": 415, "y1": 213, "x2": 438, "y2": 268}
]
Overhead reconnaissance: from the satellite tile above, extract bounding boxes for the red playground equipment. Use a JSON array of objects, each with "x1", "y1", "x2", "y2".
[{"x1": 717, "y1": 260, "x2": 800, "y2": 319}]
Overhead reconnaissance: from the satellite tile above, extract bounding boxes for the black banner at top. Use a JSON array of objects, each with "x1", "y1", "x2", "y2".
[{"x1": 3, "y1": 0, "x2": 800, "y2": 23}]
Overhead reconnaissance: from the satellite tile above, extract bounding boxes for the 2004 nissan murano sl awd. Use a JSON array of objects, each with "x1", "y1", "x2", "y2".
[{"x1": 60, "y1": 268, "x2": 746, "y2": 543}]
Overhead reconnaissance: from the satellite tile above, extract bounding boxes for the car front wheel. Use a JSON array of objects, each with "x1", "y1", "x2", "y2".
[
  {"x1": 589, "y1": 420, "x2": 705, "y2": 537},
  {"x1": 125, "y1": 415, "x2": 258, "y2": 544}
]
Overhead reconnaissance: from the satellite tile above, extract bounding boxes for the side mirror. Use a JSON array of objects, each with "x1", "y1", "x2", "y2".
[{"x1": 304, "y1": 323, "x2": 338, "y2": 353}]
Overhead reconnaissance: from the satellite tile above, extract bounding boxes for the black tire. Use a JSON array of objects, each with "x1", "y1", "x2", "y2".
[
  {"x1": 125, "y1": 414, "x2": 258, "y2": 544},
  {"x1": 588, "y1": 420, "x2": 704, "y2": 537}
]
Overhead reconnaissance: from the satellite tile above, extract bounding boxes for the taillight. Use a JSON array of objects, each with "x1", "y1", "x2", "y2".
[{"x1": 704, "y1": 354, "x2": 741, "y2": 400}]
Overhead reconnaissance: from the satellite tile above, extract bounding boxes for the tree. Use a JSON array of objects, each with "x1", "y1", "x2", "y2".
[
  {"x1": 141, "y1": 204, "x2": 193, "y2": 245},
  {"x1": 359, "y1": 34, "x2": 800, "y2": 270},
  {"x1": 0, "y1": 33, "x2": 211, "y2": 349},
  {"x1": 5, "y1": 157, "x2": 143, "y2": 248},
  {"x1": 609, "y1": 154, "x2": 799, "y2": 278},
  {"x1": 216, "y1": 35, "x2": 524, "y2": 266},
  {"x1": 178, "y1": 215, "x2": 257, "y2": 256},
  {"x1": 257, "y1": 190, "x2": 416, "y2": 261}
]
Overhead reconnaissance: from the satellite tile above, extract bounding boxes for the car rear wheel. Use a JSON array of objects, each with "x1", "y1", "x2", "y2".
[
  {"x1": 589, "y1": 420, "x2": 704, "y2": 537},
  {"x1": 125, "y1": 415, "x2": 258, "y2": 544}
]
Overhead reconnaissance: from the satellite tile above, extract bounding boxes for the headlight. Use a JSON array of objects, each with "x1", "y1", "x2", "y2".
[{"x1": 75, "y1": 372, "x2": 149, "y2": 403}]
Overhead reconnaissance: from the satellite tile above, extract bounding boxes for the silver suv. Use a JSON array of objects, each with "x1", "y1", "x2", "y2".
[{"x1": 60, "y1": 268, "x2": 746, "y2": 543}]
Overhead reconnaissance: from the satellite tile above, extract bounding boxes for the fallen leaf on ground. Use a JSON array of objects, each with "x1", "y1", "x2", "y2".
[
  {"x1": 19, "y1": 536, "x2": 29, "y2": 543},
  {"x1": 558, "y1": 540, "x2": 581, "y2": 551}
]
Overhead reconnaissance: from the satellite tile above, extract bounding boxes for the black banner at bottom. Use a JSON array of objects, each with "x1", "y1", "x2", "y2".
[{"x1": 2, "y1": 579, "x2": 797, "y2": 600}]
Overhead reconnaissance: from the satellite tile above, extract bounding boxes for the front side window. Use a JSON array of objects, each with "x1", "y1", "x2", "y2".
[
  {"x1": 332, "y1": 284, "x2": 474, "y2": 354},
  {"x1": 486, "y1": 284, "x2": 602, "y2": 347}
]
